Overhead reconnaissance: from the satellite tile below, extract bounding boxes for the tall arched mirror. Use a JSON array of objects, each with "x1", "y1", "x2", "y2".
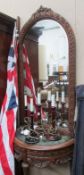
[{"x1": 18, "y1": 6, "x2": 76, "y2": 135}]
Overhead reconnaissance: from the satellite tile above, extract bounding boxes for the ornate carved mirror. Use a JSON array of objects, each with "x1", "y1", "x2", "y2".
[{"x1": 18, "y1": 6, "x2": 76, "y2": 135}]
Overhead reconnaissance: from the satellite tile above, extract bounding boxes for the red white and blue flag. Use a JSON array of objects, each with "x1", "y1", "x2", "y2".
[
  {"x1": 23, "y1": 44, "x2": 37, "y2": 117},
  {"x1": 23, "y1": 45, "x2": 46, "y2": 120},
  {"x1": 0, "y1": 22, "x2": 18, "y2": 175}
]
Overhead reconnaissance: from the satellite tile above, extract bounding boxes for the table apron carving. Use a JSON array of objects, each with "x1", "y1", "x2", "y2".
[{"x1": 14, "y1": 143, "x2": 74, "y2": 168}]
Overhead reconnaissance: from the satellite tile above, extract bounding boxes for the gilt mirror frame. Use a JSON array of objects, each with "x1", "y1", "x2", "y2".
[{"x1": 18, "y1": 6, "x2": 76, "y2": 134}]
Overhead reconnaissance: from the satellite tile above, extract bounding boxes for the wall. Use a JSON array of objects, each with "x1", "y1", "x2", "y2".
[{"x1": 0, "y1": 0, "x2": 84, "y2": 85}]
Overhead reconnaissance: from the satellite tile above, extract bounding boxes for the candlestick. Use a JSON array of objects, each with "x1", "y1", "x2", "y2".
[
  {"x1": 61, "y1": 103, "x2": 65, "y2": 113},
  {"x1": 51, "y1": 106, "x2": 56, "y2": 129},
  {"x1": 51, "y1": 94, "x2": 56, "y2": 129},
  {"x1": 61, "y1": 102, "x2": 65, "y2": 123},
  {"x1": 48, "y1": 100, "x2": 51, "y2": 123}
]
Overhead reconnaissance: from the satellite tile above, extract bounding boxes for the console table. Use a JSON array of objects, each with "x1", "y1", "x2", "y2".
[{"x1": 14, "y1": 127, "x2": 74, "y2": 175}]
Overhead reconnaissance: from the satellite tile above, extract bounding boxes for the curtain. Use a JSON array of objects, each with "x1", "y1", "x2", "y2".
[{"x1": 72, "y1": 85, "x2": 84, "y2": 175}]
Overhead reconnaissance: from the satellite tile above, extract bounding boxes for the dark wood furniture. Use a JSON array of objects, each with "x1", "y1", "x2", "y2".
[
  {"x1": 24, "y1": 36, "x2": 39, "y2": 90},
  {"x1": 14, "y1": 131, "x2": 74, "y2": 175},
  {"x1": 0, "y1": 13, "x2": 15, "y2": 110},
  {"x1": 14, "y1": 6, "x2": 76, "y2": 175}
]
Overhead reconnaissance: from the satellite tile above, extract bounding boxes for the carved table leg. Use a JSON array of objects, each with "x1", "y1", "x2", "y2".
[{"x1": 22, "y1": 162, "x2": 29, "y2": 175}]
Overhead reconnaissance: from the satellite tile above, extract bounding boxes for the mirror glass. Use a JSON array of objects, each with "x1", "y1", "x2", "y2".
[
  {"x1": 23, "y1": 19, "x2": 69, "y2": 88},
  {"x1": 22, "y1": 19, "x2": 69, "y2": 127}
]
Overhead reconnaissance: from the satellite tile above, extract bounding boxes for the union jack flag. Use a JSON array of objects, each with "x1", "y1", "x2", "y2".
[{"x1": 0, "y1": 22, "x2": 18, "y2": 175}]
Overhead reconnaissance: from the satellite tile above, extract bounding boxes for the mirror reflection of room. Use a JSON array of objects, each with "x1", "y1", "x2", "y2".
[
  {"x1": 38, "y1": 20, "x2": 68, "y2": 82},
  {"x1": 23, "y1": 19, "x2": 69, "y2": 130},
  {"x1": 25, "y1": 19, "x2": 69, "y2": 85}
]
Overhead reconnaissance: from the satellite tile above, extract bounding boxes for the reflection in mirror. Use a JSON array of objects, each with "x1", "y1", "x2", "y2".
[
  {"x1": 24, "y1": 19, "x2": 68, "y2": 87},
  {"x1": 38, "y1": 20, "x2": 68, "y2": 83},
  {"x1": 23, "y1": 19, "x2": 69, "y2": 129}
]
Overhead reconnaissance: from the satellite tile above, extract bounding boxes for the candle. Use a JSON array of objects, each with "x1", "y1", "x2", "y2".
[
  {"x1": 24, "y1": 95, "x2": 27, "y2": 107},
  {"x1": 40, "y1": 135, "x2": 43, "y2": 141},
  {"x1": 30, "y1": 98, "x2": 34, "y2": 112},
  {"x1": 58, "y1": 102, "x2": 62, "y2": 109},
  {"x1": 51, "y1": 94, "x2": 56, "y2": 107},
  {"x1": 61, "y1": 91, "x2": 65, "y2": 103},
  {"x1": 65, "y1": 102, "x2": 69, "y2": 108},
  {"x1": 58, "y1": 65, "x2": 63, "y2": 81},
  {"x1": 21, "y1": 129, "x2": 30, "y2": 136},
  {"x1": 37, "y1": 92, "x2": 41, "y2": 105},
  {"x1": 47, "y1": 90, "x2": 51, "y2": 101},
  {"x1": 56, "y1": 91, "x2": 59, "y2": 102}
]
